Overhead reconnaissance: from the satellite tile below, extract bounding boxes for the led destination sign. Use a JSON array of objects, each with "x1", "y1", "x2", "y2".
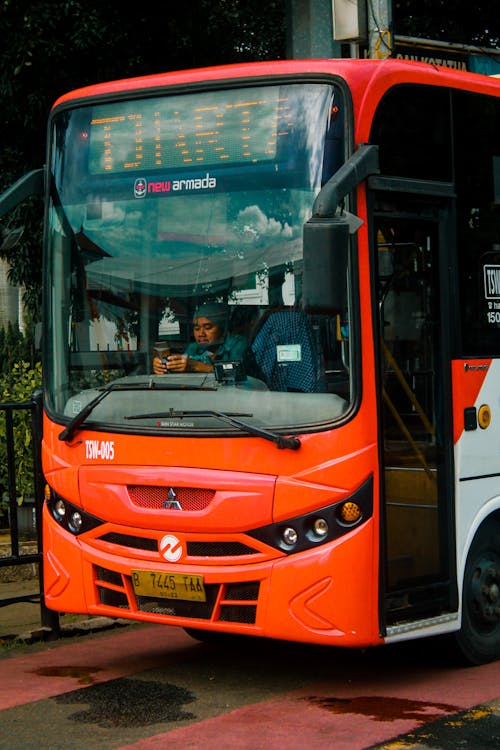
[{"x1": 88, "y1": 86, "x2": 292, "y2": 174}]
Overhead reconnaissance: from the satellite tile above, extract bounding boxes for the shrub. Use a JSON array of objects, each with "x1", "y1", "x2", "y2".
[{"x1": 0, "y1": 360, "x2": 42, "y2": 507}]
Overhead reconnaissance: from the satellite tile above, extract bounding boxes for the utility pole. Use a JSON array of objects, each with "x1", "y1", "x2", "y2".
[
  {"x1": 367, "y1": 0, "x2": 393, "y2": 59},
  {"x1": 286, "y1": 0, "x2": 392, "y2": 60}
]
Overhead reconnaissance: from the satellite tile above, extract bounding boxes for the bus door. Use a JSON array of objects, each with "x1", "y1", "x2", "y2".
[{"x1": 374, "y1": 199, "x2": 456, "y2": 627}]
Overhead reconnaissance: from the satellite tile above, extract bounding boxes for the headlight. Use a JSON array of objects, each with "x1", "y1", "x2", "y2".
[
  {"x1": 68, "y1": 512, "x2": 83, "y2": 533},
  {"x1": 249, "y1": 476, "x2": 373, "y2": 555},
  {"x1": 282, "y1": 527, "x2": 298, "y2": 546},
  {"x1": 53, "y1": 499, "x2": 66, "y2": 520},
  {"x1": 312, "y1": 518, "x2": 329, "y2": 537},
  {"x1": 46, "y1": 490, "x2": 103, "y2": 535}
]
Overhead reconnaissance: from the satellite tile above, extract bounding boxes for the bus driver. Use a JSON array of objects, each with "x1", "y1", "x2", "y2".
[{"x1": 153, "y1": 302, "x2": 256, "y2": 375}]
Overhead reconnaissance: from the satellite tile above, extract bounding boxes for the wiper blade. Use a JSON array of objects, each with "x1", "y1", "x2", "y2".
[
  {"x1": 126, "y1": 409, "x2": 252, "y2": 420},
  {"x1": 60, "y1": 383, "x2": 150, "y2": 442},
  {"x1": 58, "y1": 379, "x2": 214, "y2": 443},
  {"x1": 146, "y1": 381, "x2": 217, "y2": 392},
  {"x1": 59, "y1": 383, "x2": 119, "y2": 442},
  {"x1": 127, "y1": 408, "x2": 301, "y2": 451}
]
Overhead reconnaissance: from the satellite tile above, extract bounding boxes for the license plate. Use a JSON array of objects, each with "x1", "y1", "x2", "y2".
[{"x1": 131, "y1": 569, "x2": 206, "y2": 602}]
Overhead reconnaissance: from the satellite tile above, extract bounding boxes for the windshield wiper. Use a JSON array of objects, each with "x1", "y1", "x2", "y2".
[
  {"x1": 126, "y1": 408, "x2": 301, "y2": 450},
  {"x1": 59, "y1": 379, "x2": 216, "y2": 443}
]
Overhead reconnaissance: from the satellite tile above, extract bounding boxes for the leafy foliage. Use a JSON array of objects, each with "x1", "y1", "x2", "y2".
[
  {"x1": 0, "y1": 323, "x2": 41, "y2": 507},
  {"x1": 0, "y1": 0, "x2": 287, "y2": 320},
  {"x1": 393, "y1": 0, "x2": 499, "y2": 48},
  {"x1": 0, "y1": 0, "x2": 498, "y2": 323},
  {"x1": 0, "y1": 321, "x2": 39, "y2": 374},
  {"x1": 0, "y1": 357, "x2": 42, "y2": 506}
]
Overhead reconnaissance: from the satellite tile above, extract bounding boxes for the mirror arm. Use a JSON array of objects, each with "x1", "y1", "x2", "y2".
[
  {"x1": 312, "y1": 144, "x2": 380, "y2": 218},
  {"x1": 0, "y1": 167, "x2": 45, "y2": 219}
]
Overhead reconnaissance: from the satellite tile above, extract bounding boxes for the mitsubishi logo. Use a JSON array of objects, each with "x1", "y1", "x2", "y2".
[{"x1": 163, "y1": 487, "x2": 182, "y2": 510}]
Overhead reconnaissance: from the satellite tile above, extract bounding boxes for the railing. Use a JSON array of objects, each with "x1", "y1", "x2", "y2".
[{"x1": 0, "y1": 390, "x2": 60, "y2": 636}]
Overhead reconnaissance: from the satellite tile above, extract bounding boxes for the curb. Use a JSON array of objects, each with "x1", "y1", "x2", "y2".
[{"x1": 2, "y1": 616, "x2": 132, "y2": 647}]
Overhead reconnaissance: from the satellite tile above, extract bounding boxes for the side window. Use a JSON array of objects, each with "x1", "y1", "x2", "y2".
[
  {"x1": 454, "y1": 91, "x2": 500, "y2": 355},
  {"x1": 370, "y1": 85, "x2": 452, "y2": 181}
]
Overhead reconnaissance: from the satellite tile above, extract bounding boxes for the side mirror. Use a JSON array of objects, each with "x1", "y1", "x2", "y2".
[
  {"x1": 0, "y1": 223, "x2": 24, "y2": 251},
  {"x1": 302, "y1": 216, "x2": 350, "y2": 313}
]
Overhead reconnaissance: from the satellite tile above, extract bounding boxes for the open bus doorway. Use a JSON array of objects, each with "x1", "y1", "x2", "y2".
[{"x1": 375, "y1": 206, "x2": 455, "y2": 624}]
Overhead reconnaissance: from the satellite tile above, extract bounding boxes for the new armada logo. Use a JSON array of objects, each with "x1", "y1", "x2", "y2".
[
  {"x1": 134, "y1": 173, "x2": 217, "y2": 198},
  {"x1": 159, "y1": 533, "x2": 183, "y2": 562}
]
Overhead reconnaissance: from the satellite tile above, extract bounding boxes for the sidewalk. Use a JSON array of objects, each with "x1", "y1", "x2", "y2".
[
  {"x1": 0, "y1": 577, "x2": 132, "y2": 650},
  {"x1": 0, "y1": 530, "x2": 45, "y2": 644},
  {"x1": 0, "y1": 545, "x2": 128, "y2": 648},
  {"x1": 0, "y1": 580, "x2": 42, "y2": 637}
]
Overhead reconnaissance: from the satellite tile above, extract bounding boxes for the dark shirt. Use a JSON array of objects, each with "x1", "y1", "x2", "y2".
[{"x1": 186, "y1": 333, "x2": 260, "y2": 378}]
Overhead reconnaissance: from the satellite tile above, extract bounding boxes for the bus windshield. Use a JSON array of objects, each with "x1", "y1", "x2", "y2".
[{"x1": 45, "y1": 81, "x2": 352, "y2": 435}]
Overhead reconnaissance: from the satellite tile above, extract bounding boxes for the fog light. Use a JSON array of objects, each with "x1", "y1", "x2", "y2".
[
  {"x1": 53, "y1": 499, "x2": 66, "y2": 519},
  {"x1": 339, "y1": 501, "x2": 362, "y2": 524},
  {"x1": 282, "y1": 526, "x2": 298, "y2": 546},
  {"x1": 68, "y1": 511, "x2": 83, "y2": 533},
  {"x1": 312, "y1": 518, "x2": 329, "y2": 537}
]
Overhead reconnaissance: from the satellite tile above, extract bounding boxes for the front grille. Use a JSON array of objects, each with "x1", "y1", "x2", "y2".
[
  {"x1": 96, "y1": 534, "x2": 261, "y2": 559},
  {"x1": 99, "y1": 533, "x2": 158, "y2": 552},
  {"x1": 187, "y1": 541, "x2": 259, "y2": 557},
  {"x1": 92, "y1": 566, "x2": 260, "y2": 625},
  {"x1": 136, "y1": 584, "x2": 220, "y2": 619},
  {"x1": 225, "y1": 582, "x2": 260, "y2": 600},
  {"x1": 98, "y1": 587, "x2": 129, "y2": 609},
  {"x1": 128, "y1": 485, "x2": 215, "y2": 511},
  {"x1": 95, "y1": 566, "x2": 123, "y2": 586},
  {"x1": 219, "y1": 605, "x2": 257, "y2": 623}
]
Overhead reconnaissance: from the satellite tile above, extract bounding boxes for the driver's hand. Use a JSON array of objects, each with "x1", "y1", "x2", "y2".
[
  {"x1": 165, "y1": 354, "x2": 189, "y2": 372},
  {"x1": 153, "y1": 356, "x2": 167, "y2": 375}
]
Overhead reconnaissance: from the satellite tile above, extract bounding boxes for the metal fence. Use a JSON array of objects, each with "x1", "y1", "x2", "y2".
[{"x1": 0, "y1": 390, "x2": 60, "y2": 635}]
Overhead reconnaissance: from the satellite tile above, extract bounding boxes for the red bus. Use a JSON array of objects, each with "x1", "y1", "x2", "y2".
[{"x1": 1, "y1": 58, "x2": 499, "y2": 663}]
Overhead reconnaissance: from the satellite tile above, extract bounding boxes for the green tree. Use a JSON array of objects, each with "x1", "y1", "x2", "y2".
[
  {"x1": 0, "y1": 360, "x2": 42, "y2": 505},
  {"x1": 393, "y1": 0, "x2": 499, "y2": 48},
  {"x1": 0, "y1": 321, "x2": 41, "y2": 510},
  {"x1": 0, "y1": 0, "x2": 286, "y2": 320},
  {"x1": 1, "y1": 1, "x2": 498, "y2": 320},
  {"x1": 0, "y1": 322, "x2": 39, "y2": 375}
]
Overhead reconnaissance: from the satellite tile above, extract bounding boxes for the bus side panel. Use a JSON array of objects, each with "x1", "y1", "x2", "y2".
[
  {"x1": 43, "y1": 504, "x2": 88, "y2": 613},
  {"x1": 452, "y1": 358, "x2": 500, "y2": 572},
  {"x1": 264, "y1": 520, "x2": 381, "y2": 646}
]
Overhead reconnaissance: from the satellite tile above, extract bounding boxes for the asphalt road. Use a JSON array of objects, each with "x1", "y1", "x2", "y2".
[{"x1": 0, "y1": 623, "x2": 499, "y2": 750}]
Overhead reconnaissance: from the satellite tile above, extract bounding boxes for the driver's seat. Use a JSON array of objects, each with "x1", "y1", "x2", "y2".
[{"x1": 252, "y1": 310, "x2": 324, "y2": 392}]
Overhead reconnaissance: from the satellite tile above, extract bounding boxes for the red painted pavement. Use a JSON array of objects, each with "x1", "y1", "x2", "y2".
[
  {"x1": 116, "y1": 658, "x2": 500, "y2": 750},
  {"x1": 1, "y1": 625, "x2": 499, "y2": 750},
  {"x1": 0, "y1": 625, "x2": 192, "y2": 710}
]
